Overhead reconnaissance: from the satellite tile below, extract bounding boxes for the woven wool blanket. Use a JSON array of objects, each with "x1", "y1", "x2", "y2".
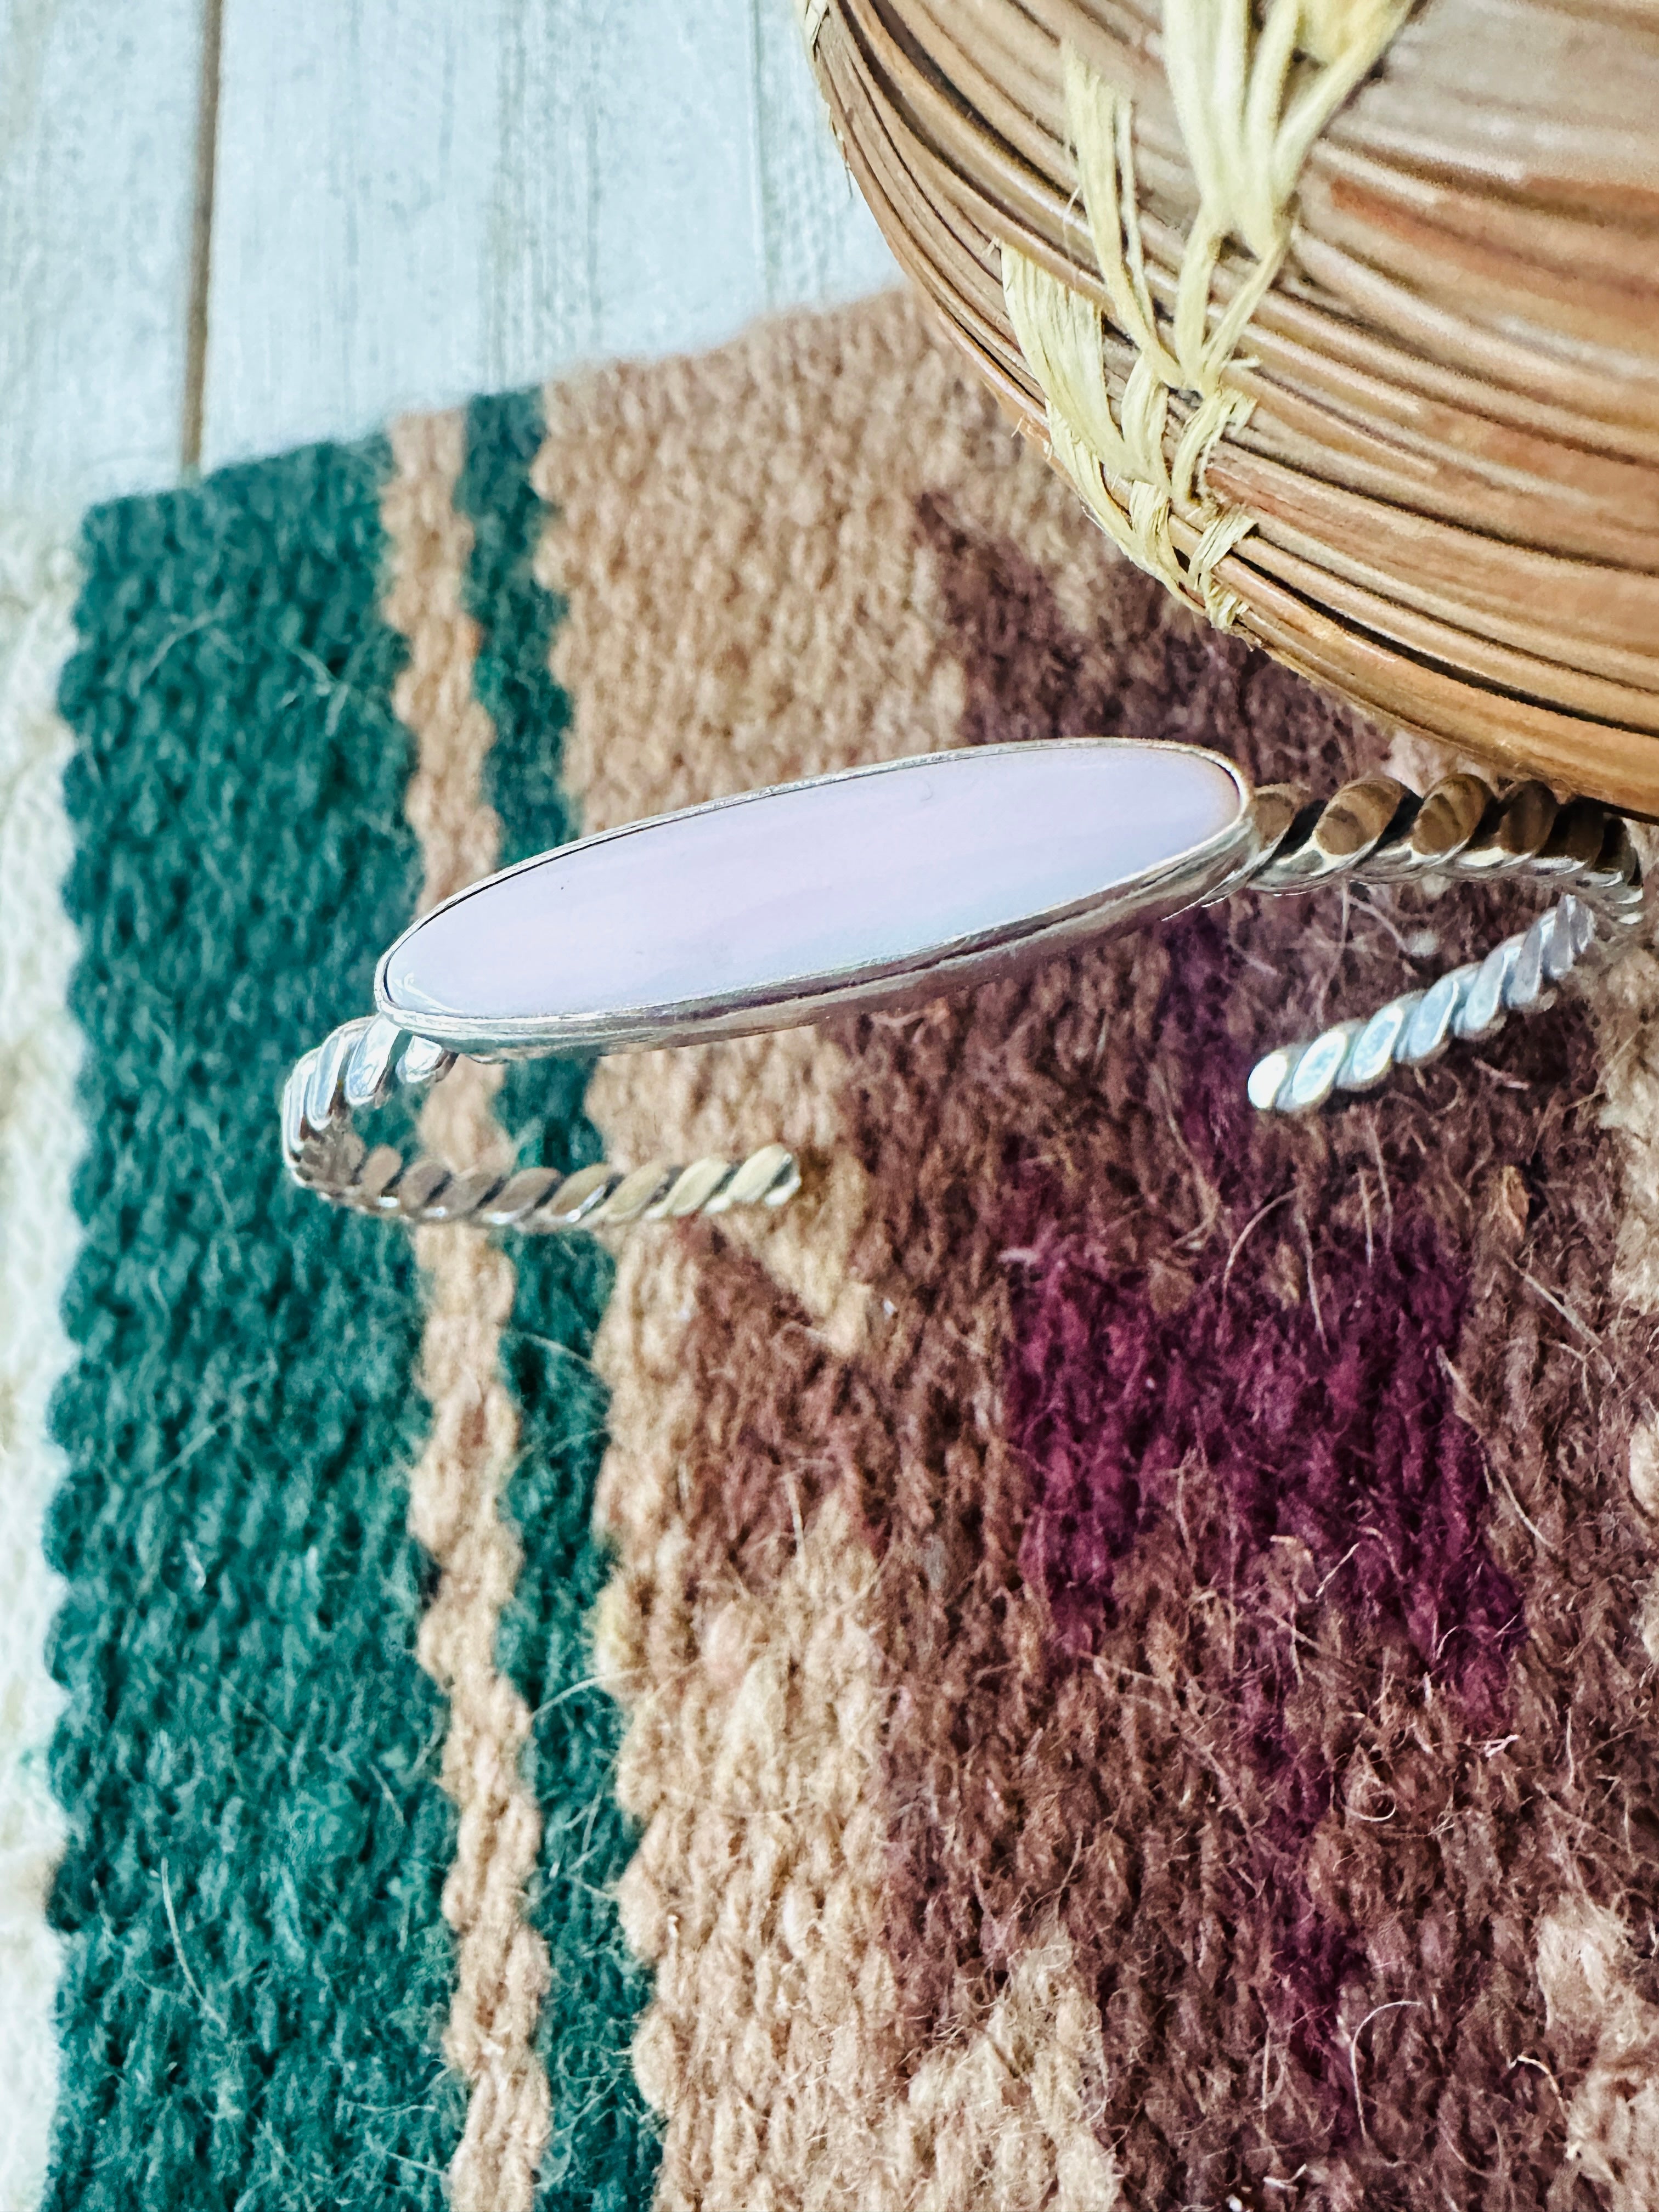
[{"x1": 5, "y1": 288, "x2": 1659, "y2": 2212}]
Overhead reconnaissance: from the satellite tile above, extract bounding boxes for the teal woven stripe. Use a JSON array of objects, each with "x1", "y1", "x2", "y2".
[
  {"x1": 457, "y1": 390, "x2": 661, "y2": 2210},
  {"x1": 460, "y1": 387, "x2": 596, "y2": 1174},
  {"x1": 48, "y1": 443, "x2": 461, "y2": 2210}
]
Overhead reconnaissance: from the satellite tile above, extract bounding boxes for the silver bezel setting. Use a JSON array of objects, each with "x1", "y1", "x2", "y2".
[{"x1": 374, "y1": 738, "x2": 1259, "y2": 1059}]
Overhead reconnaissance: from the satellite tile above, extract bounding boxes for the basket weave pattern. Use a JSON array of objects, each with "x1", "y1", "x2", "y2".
[{"x1": 808, "y1": 0, "x2": 1659, "y2": 814}]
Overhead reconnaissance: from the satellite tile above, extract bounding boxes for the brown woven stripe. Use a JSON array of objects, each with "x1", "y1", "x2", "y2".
[{"x1": 847, "y1": 490, "x2": 1659, "y2": 2206}]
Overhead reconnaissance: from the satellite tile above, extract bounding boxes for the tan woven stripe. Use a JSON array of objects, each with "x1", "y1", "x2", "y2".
[
  {"x1": 1585, "y1": 854, "x2": 1659, "y2": 1618},
  {"x1": 1379, "y1": 755, "x2": 1659, "y2": 2190},
  {"x1": 381, "y1": 410, "x2": 550, "y2": 2212},
  {"x1": 1548, "y1": 832, "x2": 1659, "y2": 2204},
  {"x1": 1595, "y1": 913, "x2": 1659, "y2": 1321},
  {"x1": 537, "y1": 292, "x2": 1121, "y2": 2208},
  {"x1": 534, "y1": 312, "x2": 905, "y2": 2209}
]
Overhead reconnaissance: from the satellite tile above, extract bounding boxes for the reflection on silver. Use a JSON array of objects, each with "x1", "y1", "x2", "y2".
[
  {"x1": 1242, "y1": 777, "x2": 1641, "y2": 1113},
  {"x1": 281, "y1": 741, "x2": 1647, "y2": 1228}
]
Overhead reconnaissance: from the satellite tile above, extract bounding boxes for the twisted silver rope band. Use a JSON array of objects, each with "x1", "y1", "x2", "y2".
[
  {"x1": 283, "y1": 769, "x2": 1646, "y2": 1224},
  {"x1": 281, "y1": 1013, "x2": 801, "y2": 1230},
  {"x1": 1230, "y1": 772, "x2": 1645, "y2": 1114}
]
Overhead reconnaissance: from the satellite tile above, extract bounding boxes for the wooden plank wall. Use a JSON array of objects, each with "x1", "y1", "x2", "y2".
[
  {"x1": 0, "y1": 0, "x2": 205, "y2": 518},
  {"x1": 1, "y1": 0, "x2": 895, "y2": 517}
]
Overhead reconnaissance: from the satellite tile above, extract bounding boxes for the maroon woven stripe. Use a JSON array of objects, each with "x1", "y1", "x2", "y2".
[{"x1": 830, "y1": 493, "x2": 1659, "y2": 2205}]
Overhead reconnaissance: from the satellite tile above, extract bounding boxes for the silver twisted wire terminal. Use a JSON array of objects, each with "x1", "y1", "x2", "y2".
[
  {"x1": 276, "y1": 745, "x2": 1649, "y2": 1221},
  {"x1": 1232, "y1": 773, "x2": 1645, "y2": 1114},
  {"x1": 281, "y1": 1013, "x2": 800, "y2": 1231}
]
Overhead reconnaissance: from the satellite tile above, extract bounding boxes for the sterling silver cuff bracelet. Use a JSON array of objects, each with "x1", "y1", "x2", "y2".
[{"x1": 281, "y1": 738, "x2": 1645, "y2": 1232}]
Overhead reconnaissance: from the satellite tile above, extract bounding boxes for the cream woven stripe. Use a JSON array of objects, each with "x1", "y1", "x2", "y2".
[
  {"x1": 381, "y1": 412, "x2": 552, "y2": 2212},
  {"x1": 0, "y1": 523, "x2": 79, "y2": 2212},
  {"x1": 1003, "y1": 0, "x2": 1409, "y2": 627}
]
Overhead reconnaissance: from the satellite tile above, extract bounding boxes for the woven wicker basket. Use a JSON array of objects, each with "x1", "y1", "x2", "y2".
[{"x1": 804, "y1": 0, "x2": 1659, "y2": 815}]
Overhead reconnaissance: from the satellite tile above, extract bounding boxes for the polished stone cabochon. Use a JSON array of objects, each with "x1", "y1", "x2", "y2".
[{"x1": 379, "y1": 741, "x2": 1247, "y2": 1044}]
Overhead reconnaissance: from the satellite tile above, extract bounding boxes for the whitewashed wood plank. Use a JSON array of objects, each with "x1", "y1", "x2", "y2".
[
  {"x1": 202, "y1": 0, "x2": 897, "y2": 472},
  {"x1": 0, "y1": 0, "x2": 202, "y2": 520},
  {"x1": 753, "y1": 0, "x2": 895, "y2": 310},
  {"x1": 204, "y1": 0, "x2": 501, "y2": 467},
  {"x1": 506, "y1": 0, "x2": 896, "y2": 348},
  {"x1": 484, "y1": 0, "x2": 769, "y2": 373}
]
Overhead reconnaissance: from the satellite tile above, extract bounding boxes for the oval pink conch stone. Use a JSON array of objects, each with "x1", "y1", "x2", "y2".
[{"x1": 379, "y1": 741, "x2": 1247, "y2": 1049}]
